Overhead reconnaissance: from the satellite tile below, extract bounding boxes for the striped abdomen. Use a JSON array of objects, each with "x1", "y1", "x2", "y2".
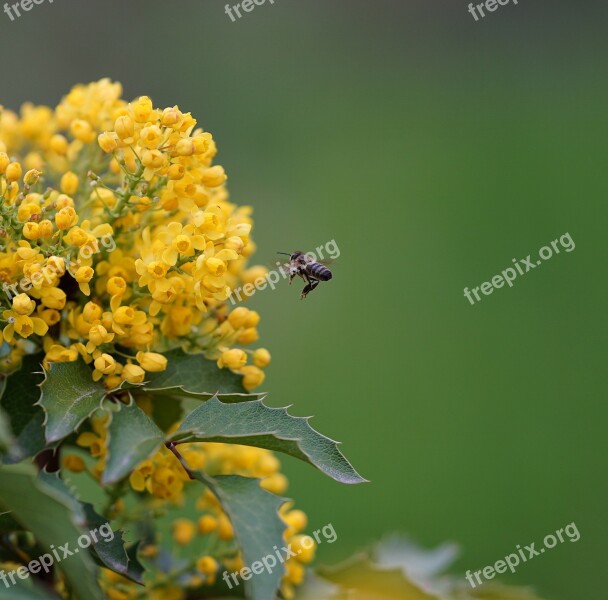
[{"x1": 305, "y1": 262, "x2": 332, "y2": 281}]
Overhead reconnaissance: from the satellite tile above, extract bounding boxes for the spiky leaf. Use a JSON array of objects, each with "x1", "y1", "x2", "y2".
[
  {"x1": 143, "y1": 348, "x2": 246, "y2": 395},
  {"x1": 38, "y1": 360, "x2": 107, "y2": 443},
  {"x1": 82, "y1": 503, "x2": 145, "y2": 584},
  {"x1": 176, "y1": 459, "x2": 287, "y2": 600},
  {"x1": 1, "y1": 354, "x2": 46, "y2": 460},
  {"x1": 38, "y1": 469, "x2": 86, "y2": 526},
  {"x1": 103, "y1": 398, "x2": 165, "y2": 485},
  {"x1": 0, "y1": 463, "x2": 103, "y2": 600},
  {"x1": 318, "y1": 555, "x2": 437, "y2": 600},
  {"x1": 170, "y1": 396, "x2": 366, "y2": 484},
  {"x1": 0, "y1": 407, "x2": 14, "y2": 457},
  {"x1": 0, "y1": 580, "x2": 59, "y2": 600}
]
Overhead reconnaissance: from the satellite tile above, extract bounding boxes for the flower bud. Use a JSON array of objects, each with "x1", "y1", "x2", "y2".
[
  {"x1": 172, "y1": 519, "x2": 196, "y2": 546},
  {"x1": 175, "y1": 138, "x2": 195, "y2": 156},
  {"x1": 23, "y1": 169, "x2": 42, "y2": 186},
  {"x1": 290, "y1": 535, "x2": 316, "y2": 564},
  {"x1": 114, "y1": 115, "x2": 134, "y2": 140},
  {"x1": 83, "y1": 301, "x2": 103, "y2": 323},
  {"x1": 63, "y1": 455, "x2": 86, "y2": 473},
  {"x1": 0, "y1": 152, "x2": 9, "y2": 174},
  {"x1": 5, "y1": 162, "x2": 22, "y2": 182},
  {"x1": 50, "y1": 134, "x2": 68, "y2": 155},
  {"x1": 59, "y1": 171, "x2": 78, "y2": 195},
  {"x1": 161, "y1": 106, "x2": 182, "y2": 127},
  {"x1": 12, "y1": 293, "x2": 35, "y2": 316},
  {"x1": 136, "y1": 351, "x2": 168, "y2": 373},
  {"x1": 217, "y1": 349, "x2": 247, "y2": 370},
  {"x1": 122, "y1": 363, "x2": 145, "y2": 384},
  {"x1": 227, "y1": 307, "x2": 249, "y2": 329},
  {"x1": 195, "y1": 556, "x2": 218, "y2": 576},
  {"x1": 71, "y1": 119, "x2": 95, "y2": 143},
  {"x1": 98, "y1": 132, "x2": 119, "y2": 153},
  {"x1": 240, "y1": 365, "x2": 265, "y2": 390},
  {"x1": 131, "y1": 96, "x2": 153, "y2": 122},
  {"x1": 55, "y1": 206, "x2": 78, "y2": 230},
  {"x1": 252, "y1": 348, "x2": 271, "y2": 368}
]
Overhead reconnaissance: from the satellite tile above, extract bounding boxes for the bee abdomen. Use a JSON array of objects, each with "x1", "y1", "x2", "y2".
[{"x1": 306, "y1": 263, "x2": 332, "y2": 281}]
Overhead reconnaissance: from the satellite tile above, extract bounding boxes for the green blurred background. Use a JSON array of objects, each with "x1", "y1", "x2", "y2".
[{"x1": 1, "y1": 1, "x2": 606, "y2": 598}]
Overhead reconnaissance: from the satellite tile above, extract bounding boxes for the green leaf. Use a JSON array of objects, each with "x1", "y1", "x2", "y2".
[
  {"x1": 0, "y1": 463, "x2": 103, "y2": 600},
  {"x1": 0, "y1": 406, "x2": 14, "y2": 456},
  {"x1": 0, "y1": 509, "x2": 21, "y2": 534},
  {"x1": 124, "y1": 542, "x2": 146, "y2": 585},
  {"x1": 450, "y1": 582, "x2": 546, "y2": 600},
  {"x1": 1, "y1": 354, "x2": 47, "y2": 460},
  {"x1": 178, "y1": 462, "x2": 287, "y2": 600},
  {"x1": 103, "y1": 398, "x2": 165, "y2": 485},
  {"x1": 81, "y1": 503, "x2": 145, "y2": 585},
  {"x1": 38, "y1": 360, "x2": 107, "y2": 443},
  {"x1": 318, "y1": 555, "x2": 438, "y2": 600},
  {"x1": 37, "y1": 470, "x2": 86, "y2": 527},
  {"x1": 170, "y1": 396, "x2": 366, "y2": 484},
  {"x1": 0, "y1": 579, "x2": 59, "y2": 600},
  {"x1": 143, "y1": 348, "x2": 246, "y2": 395}
]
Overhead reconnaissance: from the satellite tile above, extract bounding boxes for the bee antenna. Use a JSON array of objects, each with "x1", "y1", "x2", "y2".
[{"x1": 277, "y1": 252, "x2": 291, "y2": 256}]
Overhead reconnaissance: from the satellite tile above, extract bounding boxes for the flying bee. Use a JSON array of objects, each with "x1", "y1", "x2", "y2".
[{"x1": 278, "y1": 251, "x2": 333, "y2": 299}]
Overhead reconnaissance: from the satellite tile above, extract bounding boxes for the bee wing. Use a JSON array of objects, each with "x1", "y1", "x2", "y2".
[
  {"x1": 312, "y1": 257, "x2": 334, "y2": 267},
  {"x1": 267, "y1": 261, "x2": 294, "y2": 276}
]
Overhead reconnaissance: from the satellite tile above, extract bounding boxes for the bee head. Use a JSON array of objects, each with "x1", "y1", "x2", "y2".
[{"x1": 278, "y1": 251, "x2": 302, "y2": 261}]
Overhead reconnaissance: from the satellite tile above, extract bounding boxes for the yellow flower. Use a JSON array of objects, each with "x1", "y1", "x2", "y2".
[
  {"x1": 44, "y1": 344, "x2": 78, "y2": 364},
  {"x1": 74, "y1": 266, "x2": 94, "y2": 295},
  {"x1": 3, "y1": 295, "x2": 48, "y2": 342},
  {"x1": 198, "y1": 515, "x2": 218, "y2": 535},
  {"x1": 86, "y1": 323, "x2": 114, "y2": 353},
  {"x1": 159, "y1": 222, "x2": 206, "y2": 266},
  {"x1": 22, "y1": 222, "x2": 40, "y2": 240},
  {"x1": 172, "y1": 519, "x2": 196, "y2": 546},
  {"x1": 196, "y1": 556, "x2": 218, "y2": 583},
  {"x1": 39, "y1": 287, "x2": 66, "y2": 310},
  {"x1": 93, "y1": 353, "x2": 116, "y2": 381},
  {"x1": 63, "y1": 455, "x2": 86, "y2": 473},
  {"x1": 55, "y1": 206, "x2": 78, "y2": 230}
]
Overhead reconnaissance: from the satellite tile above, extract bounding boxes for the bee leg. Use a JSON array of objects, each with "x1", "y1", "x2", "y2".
[{"x1": 300, "y1": 279, "x2": 319, "y2": 300}]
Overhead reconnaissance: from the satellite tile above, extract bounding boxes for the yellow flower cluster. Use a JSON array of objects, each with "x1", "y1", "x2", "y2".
[
  {"x1": 73, "y1": 416, "x2": 313, "y2": 600},
  {"x1": 0, "y1": 79, "x2": 268, "y2": 389}
]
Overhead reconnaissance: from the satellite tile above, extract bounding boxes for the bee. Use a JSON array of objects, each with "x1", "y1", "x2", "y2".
[{"x1": 278, "y1": 251, "x2": 333, "y2": 299}]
